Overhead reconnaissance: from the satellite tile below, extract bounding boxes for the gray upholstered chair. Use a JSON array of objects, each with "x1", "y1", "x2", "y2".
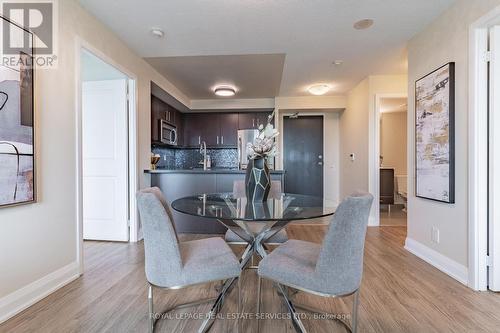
[
  {"x1": 224, "y1": 180, "x2": 288, "y2": 245},
  {"x1": 257, "y1": 192, "x2": 373, "y2": 333},
  {"x1": 137, "y1": 187, "x2": 242, "y2": 332}
]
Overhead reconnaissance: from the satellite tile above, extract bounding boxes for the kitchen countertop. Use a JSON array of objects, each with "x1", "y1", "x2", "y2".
[{"x1": 145, "y1": 168, "x2": 286, "y2": 174}]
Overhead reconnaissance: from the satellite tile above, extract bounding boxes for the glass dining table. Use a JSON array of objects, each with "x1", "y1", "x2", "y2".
[{"x1": 172, "y1": 192, "x2": 337, "y2": 333}]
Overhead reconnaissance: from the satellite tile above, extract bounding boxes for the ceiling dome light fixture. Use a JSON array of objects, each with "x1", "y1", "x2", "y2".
[
  {"x1": 353, "y1": 19, "x2": 374, "y2": 30},
  {"x1": 150, "y1": 28, "x2": 164, "y2": 38},
  {"x1": 214, "y1": 86, "x2": 236, "y2": 97},
  {"x1": 308, "y1": 84, "x2": 331, "y2": 96}
]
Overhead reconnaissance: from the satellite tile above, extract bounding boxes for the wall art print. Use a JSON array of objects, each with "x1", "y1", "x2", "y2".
[
  {"x1": 415, "y1": 62, "x2": 455, "y2": 203},
  {"x1": 0, "y1": 16, "x2": 35, "y2": 207}
]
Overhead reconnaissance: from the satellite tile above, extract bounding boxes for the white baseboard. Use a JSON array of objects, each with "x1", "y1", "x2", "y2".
[
  {"x1": 0, "y1": 261, "x2": 80, "y2": 324},
  {"x1": 404, "y1": 237, "x2": 468, "y2": 286}
]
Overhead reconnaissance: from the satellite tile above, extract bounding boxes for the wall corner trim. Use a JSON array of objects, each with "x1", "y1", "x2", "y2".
[
  {"x1": 405, "y1": 237, "x2": 468, "y2": 286},
  {"x1": 0, "y1": 261, "x2": 80, "y2": 324},
  {"x1": 368, "y1": 216, "x2": 378, "y2": 226}
]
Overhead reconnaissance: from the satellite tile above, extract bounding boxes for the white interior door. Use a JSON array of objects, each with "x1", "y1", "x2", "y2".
[
  {"x1": 488, "y1": 25, "x2": 500, "y2": 291},
  {"x1": 83, "y1": 79, "x2": 129, "y2": 241}
]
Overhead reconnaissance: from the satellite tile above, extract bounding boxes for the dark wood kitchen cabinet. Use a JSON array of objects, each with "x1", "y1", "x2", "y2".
[
  {"x1": 238, "y1": 112, "x2": 272, "y2": 129},
  {"x1": 218, "y1": 113, "x2": 238, "y2": 147},
  {"x1": 183, "y1": 113, "x2": 219, "y2": 147},
  {"x1": 157, "y1": 110, "x2": 274, "y2": 148},
  {"x1": 184, "y1": 113, "x2": 204, "y2": 147},
  {"x1": 151, "y1": 95, "x2": 184, "y2": 145},
  {"x1": 151, "y1": 96, "x2": 163, "y2": 142},
  {"x1": 238, "y1": 113, "x2": 255, "y2": 129},
  {"x1": 184, "y1": 113, "x2": 238, "y2": 148},
  {"x1": 255, "y1": 112, "x2": 271, "y2": 128}
]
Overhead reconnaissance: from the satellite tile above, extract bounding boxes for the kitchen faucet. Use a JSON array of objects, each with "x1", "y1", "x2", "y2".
[{"x1": 199, "y1": 141, "x2": 209, "y2": 170}]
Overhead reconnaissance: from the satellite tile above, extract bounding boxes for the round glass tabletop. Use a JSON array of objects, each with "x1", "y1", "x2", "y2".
[{"x1": 171, "y1": 193, "x2": 337, "y2": 222}]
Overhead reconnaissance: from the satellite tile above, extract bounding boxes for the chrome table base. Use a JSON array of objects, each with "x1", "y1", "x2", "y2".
[{"x1": 196, "y1": 218, "x2": 313, "y2": 333}]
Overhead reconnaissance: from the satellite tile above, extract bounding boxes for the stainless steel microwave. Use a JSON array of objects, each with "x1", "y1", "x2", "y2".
[{"x1": 160, "y1": 119, "x2": 178, "y2": 145}]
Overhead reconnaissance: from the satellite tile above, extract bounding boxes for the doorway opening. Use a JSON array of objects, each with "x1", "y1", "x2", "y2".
[
  {"x1": 378, "y1": 97, "x2": 408, "y2": 226},
  {"x1": 283, "y1": 115, "x2": 324, "y2": 197},
  {"x1": 469, "y1": 7, "x2": 500, "y2": 291},
  {"x1": 76, "y1": 45, "x2": 138, "y2": 274}
]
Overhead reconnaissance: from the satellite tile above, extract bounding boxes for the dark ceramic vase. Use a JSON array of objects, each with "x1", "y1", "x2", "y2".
[{"x1": 245, "y1": 157, "x2": 271, "y2": 202}]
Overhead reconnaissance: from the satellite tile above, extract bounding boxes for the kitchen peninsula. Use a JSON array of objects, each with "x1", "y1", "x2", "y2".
[{"x1": 145, "y1": 169, "x2": 285, "y2": 233}]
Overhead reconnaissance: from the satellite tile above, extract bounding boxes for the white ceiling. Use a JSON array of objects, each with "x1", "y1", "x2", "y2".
[{"x1": 79, "y1": 0, "x2": 455, "y2": 98}]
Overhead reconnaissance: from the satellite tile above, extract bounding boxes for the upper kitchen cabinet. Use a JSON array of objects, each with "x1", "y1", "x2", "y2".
[
  {"x1": 184, "y1": 113, "x2": 208, "y2": 147},
  {"x1": 184, "y1": 113, "x2": 221, "y2": 147},
  {"x1": 238, "y1": 112, "x2": 273, "y2": 129},
  {"x1": 151, "y1": 95, "x2": 163, "y2": 142},
  {"x1": 256, "y1": 112, "x2": 272, "y2": 127},
  {"x1": 183, "y1": 113, "x2": 238, "y2": 148},
  {"x1": 151, "y1": 95, "x2": 184, "y2": 146},
  {"x1": 238, "y1": 113, "x2": 255, "y2": 129},
  {"x1": 218, "y1": 113, "x2": 238, "y2": 147},
  {"x1": 164, "y1": 104, "x2": 182, "y2": 126}
]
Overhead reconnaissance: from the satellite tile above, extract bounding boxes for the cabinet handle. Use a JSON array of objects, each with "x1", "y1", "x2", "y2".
[
  {"x1": 221, "y1": 136, "x2": 224, "y2": 145},
  {"x1": 198, "y1": 136, "x2": 201, "y2": 145},
  {"x1": 253, "y1": 118, "x2": 255, "y2": 127},
  {"x1": 217, "y1": 136, "x2": 219, "y2": 145}
]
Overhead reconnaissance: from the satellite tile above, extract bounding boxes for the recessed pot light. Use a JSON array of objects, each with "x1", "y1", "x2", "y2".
[
  {"x1": 214, "y1": 86, "x2": 236, "y2": 97},
  {"x1": 353, "y1": 19, "x2": 374, "y2": 30},
  {"x1": 150, "y1": 28, "x2": 164, "y2": 38},
  {"x1": 308, "y1": 84, "x2": 331, "y2": 96}
]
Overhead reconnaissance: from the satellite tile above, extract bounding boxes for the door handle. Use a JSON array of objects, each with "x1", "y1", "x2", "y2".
[
  {"x1": 318, "y1": 161, "x2": 323, "y2": 166},
  {"x1": 171, "y1": 128, "x2": 177, "y2": 144}
]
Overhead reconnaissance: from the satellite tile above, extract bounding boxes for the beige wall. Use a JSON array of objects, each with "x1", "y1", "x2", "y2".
[
  {"x1": 339, "y1": 75, "x2": 407, "y2": 198},
  {"x1": 0, "y1": 0, "x2": 189, "y2": 320},
  {"x1": 407, "y1": 0, "x2": 500, "y2": 269},
  {"x1": 380, "y1": 111, "x2": 407, "y2": 175},
  {"x1": 340, "y1": 79, "x2": 370, "y2": 197}
]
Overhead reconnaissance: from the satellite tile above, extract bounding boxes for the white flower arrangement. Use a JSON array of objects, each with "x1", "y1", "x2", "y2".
[{"x1": 247, "y1": 110, "x2": 279, "y2": 160}]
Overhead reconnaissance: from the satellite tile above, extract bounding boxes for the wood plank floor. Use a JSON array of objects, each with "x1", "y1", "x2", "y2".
[
  {"x1": 379, "y1": 206, "x2": 407, "y2": 227},
  {"x1": 2, "y1": 226, "x2": 500, "y2": 332}
]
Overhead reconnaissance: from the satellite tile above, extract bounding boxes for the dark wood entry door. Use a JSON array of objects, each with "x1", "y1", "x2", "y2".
[{"x1": 283, "y1": 116, "x2": 324, "y2": 197}]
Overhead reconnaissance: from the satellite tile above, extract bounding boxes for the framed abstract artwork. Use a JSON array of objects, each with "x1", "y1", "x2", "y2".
[
  {"x1": 415, "y1": 62, "x2": 455, "y2": 203},
  {"x1": 0, "y1": 16, "x2": 35, "y2": 207}
]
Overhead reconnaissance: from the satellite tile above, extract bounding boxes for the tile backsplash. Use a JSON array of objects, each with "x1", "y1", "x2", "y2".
[{"x1": 152, "y1": 146, "x2": 239, "y2": 169}]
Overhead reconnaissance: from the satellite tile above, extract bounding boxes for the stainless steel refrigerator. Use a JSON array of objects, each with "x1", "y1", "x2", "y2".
[{"x1": 237, "y1": 129, "x2": 275, "y2": 170}]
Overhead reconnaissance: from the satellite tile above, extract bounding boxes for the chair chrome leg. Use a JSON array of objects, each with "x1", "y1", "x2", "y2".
[
  {"x1": 256, "y1": 274, "x2": 262, "y2": 333},
  {"x1": 352, "y1": 289, "x2": 360, "y2": 333},
  {"x1": 148, "y1": 284, "x2": 154, "y2": 333}
]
